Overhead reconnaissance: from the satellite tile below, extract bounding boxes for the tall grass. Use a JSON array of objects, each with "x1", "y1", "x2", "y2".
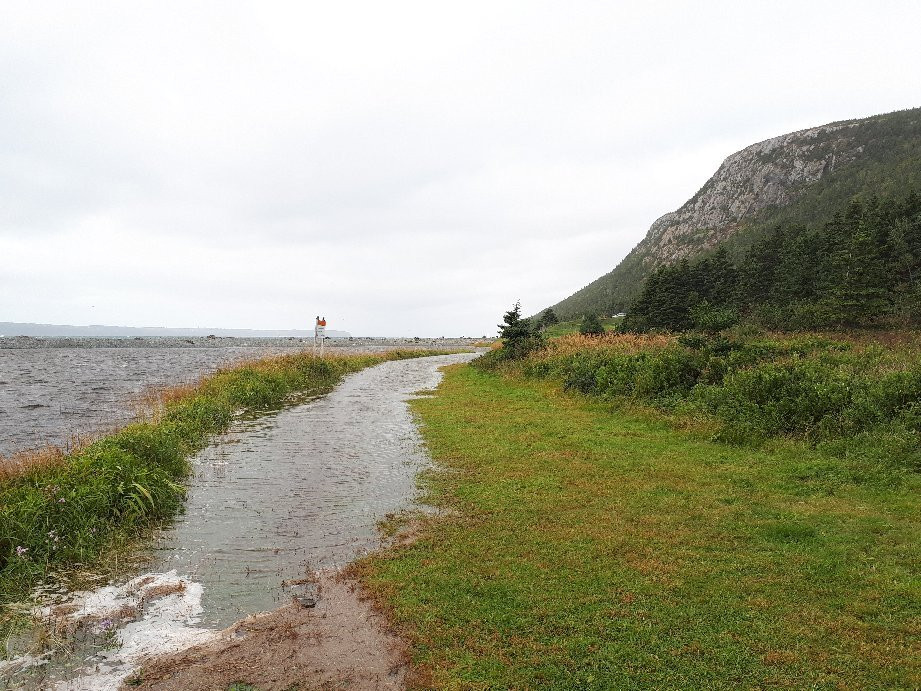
[
  {"x1": 0, "y1": 349, "x2": 445, "y2": 608},
  {"x1": 515, "y1": 332, "x2": 921, "y2": 480}
]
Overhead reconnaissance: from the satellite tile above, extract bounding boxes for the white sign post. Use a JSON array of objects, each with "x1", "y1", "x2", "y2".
[{"x1": 314, "y1": 317, "x2": 327, "y2": 356}]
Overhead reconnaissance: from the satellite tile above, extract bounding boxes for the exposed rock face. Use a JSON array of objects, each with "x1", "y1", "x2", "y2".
[
  {"x1": 547, "y1": 107, "x2": 921, "y2": 319},
  {"x1": 641, "y1": 122, "x2": 862, "y2": 266}
]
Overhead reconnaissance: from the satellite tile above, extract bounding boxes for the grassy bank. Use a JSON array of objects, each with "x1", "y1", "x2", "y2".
[
  {"x1": 0, "y1": 349, "x2": 444, "y2": 612},
  {"x1": 521, "y1": 331, "x2": 921, "y2": 482},
  {"x1": 358, "y1": 361, "x2": 920, "y2": 688}
]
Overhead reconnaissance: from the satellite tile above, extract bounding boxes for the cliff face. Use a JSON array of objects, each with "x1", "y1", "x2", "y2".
[
  {"x1": 548, "y1": 107, "x2": 921, "y2": 320},
  {"x1": 641, "y1": 122, "x2": 863, "y2": 265}
]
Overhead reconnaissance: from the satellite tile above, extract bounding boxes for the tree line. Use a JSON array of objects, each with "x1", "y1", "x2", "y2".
[{"x1": 623, "y1": 191, "x2": 921, "y2": 331}]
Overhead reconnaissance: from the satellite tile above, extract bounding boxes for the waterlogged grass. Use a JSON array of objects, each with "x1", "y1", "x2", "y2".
[
  {"x1": 358, "y1": 364, "x2": 921, "y2": 689},
  {"x1": 0, "y1": 349, "x2": 445, "y2": 612}
]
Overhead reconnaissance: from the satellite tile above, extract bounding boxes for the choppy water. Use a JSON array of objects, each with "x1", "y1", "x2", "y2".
[
  {"x1": 1, "y1": 352, "x2": 476, "y2": 689},
  {"x1": 0, "y1": 347, "x2": 303, "y2": 457}
]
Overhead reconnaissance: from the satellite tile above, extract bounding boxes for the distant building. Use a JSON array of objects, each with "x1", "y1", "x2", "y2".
[{"x1": 612, "y1": 312, "x2": 626, "y2": 319}]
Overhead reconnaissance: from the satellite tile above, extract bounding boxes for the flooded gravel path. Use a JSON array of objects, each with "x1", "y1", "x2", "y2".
[
  {"x1": 1, "y1": 352, "x2": 475, "y2": 689},
  {"x1": 146, "y1": 352, "x2": 476, "y2": 627}
]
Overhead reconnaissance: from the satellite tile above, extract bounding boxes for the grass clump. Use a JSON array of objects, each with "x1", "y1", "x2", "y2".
[
  {"x1": 0, "y1": 349, "x2": 445, "y2": 610},
  {"x1": 358, "y1": 363, "x2": 921, "y2": 689}
]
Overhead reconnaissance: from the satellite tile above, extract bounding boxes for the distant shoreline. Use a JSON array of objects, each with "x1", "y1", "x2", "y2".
[{"x1": 0, "y1": 335, "x2": 492, "y2": 349}]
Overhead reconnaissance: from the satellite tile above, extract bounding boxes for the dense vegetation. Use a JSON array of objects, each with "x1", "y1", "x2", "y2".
[
  {"x1": 520, "y1": 332, "x2": 920, "y2": 479},
  {"x1": 0, "y1": 350, "x2": 442, "y2": 611},
  {"x1": 359, "y1": 360, "x2": 920, "y2": 688},
  {"x1": 548, "y1": 107, "x2": 921, "y2": 320},
  {"x1": 624, "y1": 192, "x2": 921, "y2": 331}
]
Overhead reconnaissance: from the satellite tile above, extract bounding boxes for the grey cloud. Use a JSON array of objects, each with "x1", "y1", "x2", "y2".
[{"x1": 1, "y1": 2, "x2": 920, "y2": 336}]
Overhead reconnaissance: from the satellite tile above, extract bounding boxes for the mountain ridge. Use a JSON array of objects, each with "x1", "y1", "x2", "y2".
[{"x1": 547, "y1": 107, "x2": 921, "y2": 320}]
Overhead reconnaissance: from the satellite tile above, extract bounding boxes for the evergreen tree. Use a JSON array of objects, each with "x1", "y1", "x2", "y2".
[
  {"x1": 579, "y1": 313, "x2": 605, "y2": 336},
  {"x1": 623, "y1": 190, "x2": 921, "y2": 332},
  {"x1": 773, "y1": 228, "x2": 819, "y2": 306},
  {"x1": 705, "y1": 246, "x2": 740, "y2": 306},
  {"x1": 740, "y1": 226, "x2": 785, "y2": 306},
  {"x1": 498, "y1": 301, "x2": 542, "y2": 359},
  {"x1": 537, "y1": 307, "x2": 559, "y2": 330}
]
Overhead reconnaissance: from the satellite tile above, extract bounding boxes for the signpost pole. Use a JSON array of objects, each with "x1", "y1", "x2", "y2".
[{"x1": 314, "y1": 316, "x2": 326, "y2": 357}]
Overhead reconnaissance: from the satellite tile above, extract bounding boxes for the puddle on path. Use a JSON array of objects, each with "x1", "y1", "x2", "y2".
[{"x1": 1, "y1": 352, "x2": 476, "y2": 689}]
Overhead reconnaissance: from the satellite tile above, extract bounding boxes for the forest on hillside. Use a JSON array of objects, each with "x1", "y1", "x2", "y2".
[
  {"x1": 549, "y1": 108, "x2": 921, "y2": 321},
  {"x1": 623, "y1": 191, "x2": 921, "y2": 332}
]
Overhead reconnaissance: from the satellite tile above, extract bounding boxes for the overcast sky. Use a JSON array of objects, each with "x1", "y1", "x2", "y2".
[{"x1": 1, "y1": 2, "x2": 919, "y2": 336}]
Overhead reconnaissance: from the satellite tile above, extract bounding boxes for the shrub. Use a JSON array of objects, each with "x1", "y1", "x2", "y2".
[{"x1": 522, "y1": 331, "x2": 921, "y2": 474}]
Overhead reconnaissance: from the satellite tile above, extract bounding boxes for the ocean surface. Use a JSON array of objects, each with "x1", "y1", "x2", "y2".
[{"x1": 0, "y1": 346, "x2": 312, "y2": 457}]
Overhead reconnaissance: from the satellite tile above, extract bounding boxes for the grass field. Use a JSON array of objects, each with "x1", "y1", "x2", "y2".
[{"x1": 358, "y1": 363, "x2": 920, "y2": 689}]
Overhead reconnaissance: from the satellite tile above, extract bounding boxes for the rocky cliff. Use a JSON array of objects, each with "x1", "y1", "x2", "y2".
[{"x1": 548, "y1": 107, "x2": 921, "y2": 320}]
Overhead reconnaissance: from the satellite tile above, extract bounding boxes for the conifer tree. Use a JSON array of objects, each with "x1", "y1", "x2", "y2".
[
  {"x1": 579, "y1": 313, "x2": 605, "y2": 336},
  {"x1": 623, "y1": 190, "x2": 921, "y2": 332},
  {"x1": 537, "y1": 307, "x2": 559, "y2": 330},
  {"x1": 498, "y1": 301, "x2": 542, "y2": 359}
]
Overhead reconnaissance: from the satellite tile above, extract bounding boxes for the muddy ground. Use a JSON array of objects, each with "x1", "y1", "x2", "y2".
[{"x1": 130, "y1": 572, "x2": 407, "y2": 691}]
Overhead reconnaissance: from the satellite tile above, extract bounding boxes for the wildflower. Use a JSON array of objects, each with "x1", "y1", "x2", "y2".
[
  {"x1": 16, "y1": 546, "x2": 28, "y2": 557},
  {"x1": 99, "y1": 618, "x2": 114, "y2": 632},
  {"x1": 58, "y1": 498, "x2": 66, "y2": 503}
]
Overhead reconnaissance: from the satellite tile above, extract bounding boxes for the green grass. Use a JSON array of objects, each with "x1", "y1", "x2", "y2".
[
  {"x1": 358, "y1": 364, "x2": 921, "y2": 689},
  {"x1": 522, "y1": 331, "x2": 921, "y2": 477},
  {"x1": 0, "y1": 349, "x2": 449, "y2": 617},
  {"x1": 541, "y1": 317, "x2": 621, "y2": 339}
]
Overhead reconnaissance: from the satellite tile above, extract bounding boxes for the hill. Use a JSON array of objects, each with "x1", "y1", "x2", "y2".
[{"x1": 547, "y1": 107, "x2": 921, "y2": 320}]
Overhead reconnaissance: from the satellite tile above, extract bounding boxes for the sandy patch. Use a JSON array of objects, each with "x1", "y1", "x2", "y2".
[{"x1": 129, "y1": 571, "x2": 407, "y2": 691}]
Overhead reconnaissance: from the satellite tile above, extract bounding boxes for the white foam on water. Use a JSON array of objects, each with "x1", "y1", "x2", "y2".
[
  {"x1": 26, "y1": 570, "x2": 216, "y2": 690},
  {"x1": 0, "y1": 651, "x2": 52, "y2": 676}
]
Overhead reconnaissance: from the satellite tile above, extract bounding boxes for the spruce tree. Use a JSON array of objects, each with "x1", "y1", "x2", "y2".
[
  {"x1": 498, "y1": 301, "x2": 541, "y2": 359},
  {"x1": 579, "y1": 313, "x2": 605, "y2": 336},
  {"x1": 537, "y1": 307, "x2": 559, "y2": 330}
]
